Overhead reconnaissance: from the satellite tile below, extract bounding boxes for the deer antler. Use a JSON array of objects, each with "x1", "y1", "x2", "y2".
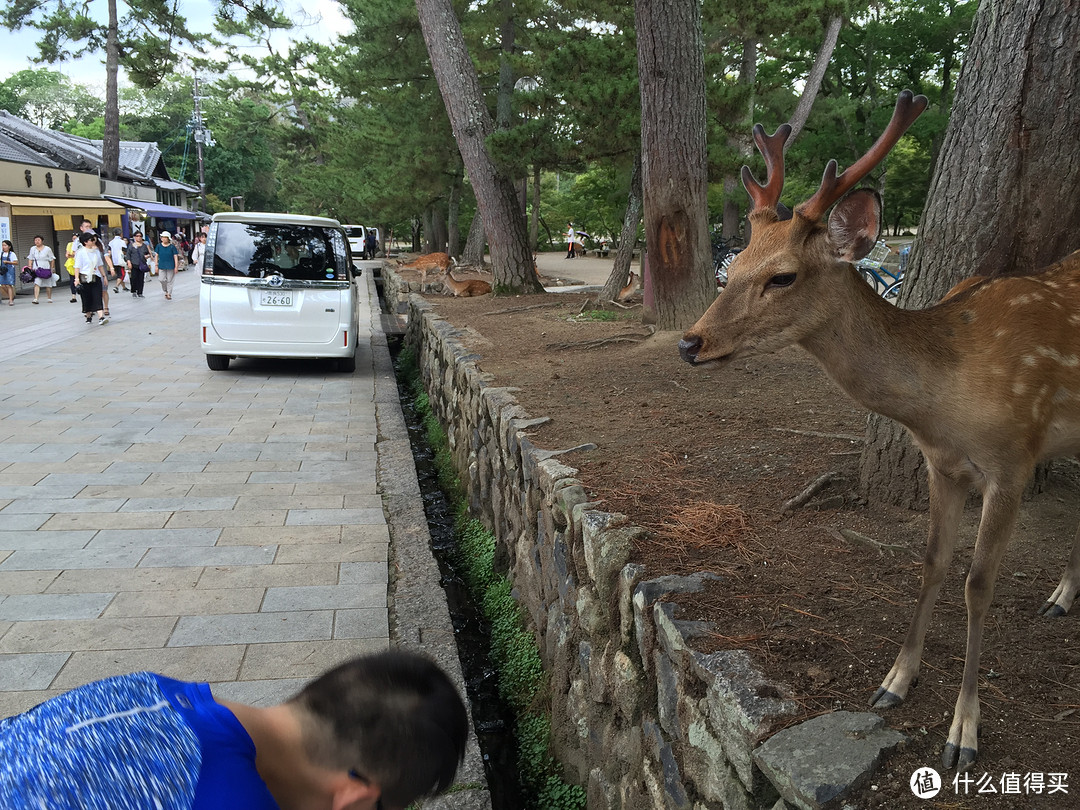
[
  {"x1": 795, "y1": 90, "x2": 929, "y2": 222},
  {"x1": 741, "y1": 123, "x2": 792, "y2": 212}
]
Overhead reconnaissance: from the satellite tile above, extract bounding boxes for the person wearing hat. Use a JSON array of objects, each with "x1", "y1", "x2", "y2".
[
  {"x1": 154, "y1": 231, "x2": 180, "y2": 300},
  {"x1": 0, "y1": 648, "x2": 469, "y2": 810}
]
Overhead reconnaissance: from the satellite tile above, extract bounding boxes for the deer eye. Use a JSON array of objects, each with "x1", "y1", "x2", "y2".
[{"x1": 767, "y1": 273, "x2": 797, "y2": 289}]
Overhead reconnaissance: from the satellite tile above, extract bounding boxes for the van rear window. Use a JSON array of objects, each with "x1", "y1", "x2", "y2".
[{"x1": 209, "y1": 222, "x2": 349, "y2": 280}]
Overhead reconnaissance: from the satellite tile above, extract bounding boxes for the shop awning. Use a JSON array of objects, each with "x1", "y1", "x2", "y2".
[
  {"x1": 0, "y1": 194, "x2": 125, "y2": 231},
  {"x1": 103, "y1": 196, "x2": 199, "y2": 221}
]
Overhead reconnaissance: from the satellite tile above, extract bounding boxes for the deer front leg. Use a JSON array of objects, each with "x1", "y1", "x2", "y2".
[
  {"x1": 870, "y1": 465, "x2": 967, "y2": 709},
  {"x1": 1038, "y1": 517, "x2": 1080, "y2": 617},
  {"x1": 942, "y1": 484, "x2": 1022, "y2": 772}
]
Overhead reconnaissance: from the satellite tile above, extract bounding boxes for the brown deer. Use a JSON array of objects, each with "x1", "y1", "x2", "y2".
[
  {"x1": 397, "y1": 252, "x2": 453, "y2": 292},
  {"x1": 617, "y1": 271, "x2": 638, "y2": 302},
  {"x1": 438, "y1": 266, "x2": 492, "y2": 297},
  {"x1": 678, "y1": 91, "x2": 1080, "y2": 772}
]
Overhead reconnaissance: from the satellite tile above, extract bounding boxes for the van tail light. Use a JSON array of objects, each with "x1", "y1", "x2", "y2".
[
  {"x1": 202, "y1": 326, "x2": 206, "y2": 343},
  {"x1": 344, "y1": 330, "x2": 349, "y2": 348}
]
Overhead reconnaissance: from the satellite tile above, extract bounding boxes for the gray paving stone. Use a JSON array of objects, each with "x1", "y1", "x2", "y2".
[
  {"x1": 196, "y1": 563, "x2": 340, "y2": 590},
  {"x1": 165, "y1": 509, "x2": 287, "y2": 528},
  {"x1": 0, "y1": 530, "x2": 97, "y2": 550},
  {"x1": 38, "y1": 512, "x2": 170, "y2": 531},
  {"x1": 285, "y1": 508, "x2": 385, "y2": 526},
  {"x1": 339, "y1": 562, "x2": 389, "y2": 585},
  {"x1": 169, "y1": 611, "x2": 333, "y2": 646},
  {"x1": 274, "y1": 541, "x2": 386, "y2": 565},
  {"x1": 216, "y1": 525, "x2": 341, "y2": 546},
  {"x1": 210, "y1": 678, "x2": 308, "y2": 707},
  {"x1": 140, "y1": 545, "x2": 277, "y2": 568},
  {"x1": 0, "y1": 498, "x2": 126, "y2": 514},
  {"x1": 0, "y1": 546, "x2": 146, "y2": 571},
  {"x1": 333, "y1": 609, "x2": 389, "y2": 640},
  {"x1": 0, "y1": 616, "x2": 177, "y2": 653},
  {"x1": 53, "y1": 646, "x2": 247, "y2": 689},
  {"x1": 47, "y1": 567, "x2": 203, "y2": 593},
  {"x1": 86, "y1": 528, "x2": 222, "y2": 549},
  {"x1": 0, "y1": 571, "x2": 60, "y2": 595},
  {"x1": 0, "y1": 593, "x2": 115, "y2": 621},
  {"x1": 0, "y1": 513, "x2": 49, "y2": 531},
  {"x1": 0, "y1": 652, "x2": 70, "y2": 690},
  {"x1": 103, "y1": 588, "x2": 265, "y2": 618},
  {"x1": 118, "y1": 496, "x2": 238, "y2": 512},
  {"x1": 261, "y1": 584, "x2": 386, "y2": 612}
]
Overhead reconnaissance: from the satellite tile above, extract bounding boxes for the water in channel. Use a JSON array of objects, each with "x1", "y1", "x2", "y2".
[{"x1": 388, "y1": 335, "x2": 525, "y2": 810}]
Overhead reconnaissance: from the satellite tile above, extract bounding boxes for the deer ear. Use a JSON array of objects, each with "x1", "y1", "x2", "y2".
[{"x1": 827, "y1": 189, "x2": 882, "y2": 262}]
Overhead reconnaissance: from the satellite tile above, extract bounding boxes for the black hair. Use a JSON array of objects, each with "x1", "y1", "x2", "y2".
[
  {"x1": 290, "y1": 650, "x2": 468, "y2": 809},
  {"x1": 79, "y1": 232, "x2": 97, "y2": 245}
]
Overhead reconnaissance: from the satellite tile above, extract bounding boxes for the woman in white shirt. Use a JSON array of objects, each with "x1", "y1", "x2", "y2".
[
  {"x1": 27, "y1": 235, "x2": 57, "y2": 303},
  {"x1": 0, "y1": 240, "x2": 16, "y2": 306},
  {"x1": 73, "y1": 232, "x2": 108, "y2": 324}
]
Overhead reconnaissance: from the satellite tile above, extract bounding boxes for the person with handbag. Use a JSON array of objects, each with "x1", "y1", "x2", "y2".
[
  {"x1": 124, "y1": 231, "x2": 151, "y2": 298},
  {"x1": 73, "y1": 232, "x2": 108, "y2": 324},
  {"x1": 154, "y1": 231, "x2": 179, "y2": 300},
  {"x1": 1, "y1": 240, "x2": 18, "y2": 306},
  {"x1": 27, "y1": 235, "x2": 57, "y2": 303},
  {"x1": 65, "y1": 232, "x2": 80, "y2": 302}
]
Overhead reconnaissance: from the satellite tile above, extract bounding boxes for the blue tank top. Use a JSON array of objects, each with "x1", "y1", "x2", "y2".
[{"x1": 0, "y1": 672, "x2": 279, "y2": 809}]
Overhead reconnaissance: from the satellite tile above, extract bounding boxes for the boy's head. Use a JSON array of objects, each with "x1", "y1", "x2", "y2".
[{"x1": 289, "y1": 650, "x2": 468, "y2": 810}]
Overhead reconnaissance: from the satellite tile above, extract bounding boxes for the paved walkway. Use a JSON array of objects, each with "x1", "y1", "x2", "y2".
[{"x1": 0, "y1": 266, "x2": 390, "y2": 713}]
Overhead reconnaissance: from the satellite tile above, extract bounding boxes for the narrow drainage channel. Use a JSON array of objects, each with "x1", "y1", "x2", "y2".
[{"x1": 387, "y1": 335, "x2": 525, "y2": 810}]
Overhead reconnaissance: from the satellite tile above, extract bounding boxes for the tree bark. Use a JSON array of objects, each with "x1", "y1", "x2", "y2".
[
  {"x1": 861, "y1": 0, "x2": 1080, "y2": 507},
  {"x1": 786, "y1": 15, "x2": 842, "y2": 145},
  {"x1": 414, "y1": 0, "x2": 542, "y2": 293},
  {"x1": 635, "y1": 0, "x2": 715, "y2": 329},
  {"x1": 448, "y1": 163, "x2": 463, "y2": 258},
  {"x1": 600, "y1": 155, "x2": 643, "y2": 303},
  {"x1": 102, "y1": 0, "x2": 120, "y2": 181},
  {"x1": 461, "y1": 211, "x2": 487, "y2": 266}
]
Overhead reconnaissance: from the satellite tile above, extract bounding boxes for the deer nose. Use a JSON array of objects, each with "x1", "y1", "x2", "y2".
[{"x1": 678, "y1": 337, "x2": 701, "y2": 364}]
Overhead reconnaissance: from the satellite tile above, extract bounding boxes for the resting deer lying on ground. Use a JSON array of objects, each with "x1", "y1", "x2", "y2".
[
  {"x1": 438, "y1": 266, "x2": 492, "y2": 297},
  {"x1": 678, "y1": 91, "x2": 1080, "y2": 772}
]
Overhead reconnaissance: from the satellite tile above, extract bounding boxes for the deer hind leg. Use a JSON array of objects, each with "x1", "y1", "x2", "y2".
[
  {"x1": 942, "y1": 483, "x2": 1023, "y2": 772},
  {"x1": 870, "y1": 464, "x2": 967, "y2": 710},
  {"x1": 1038, "y1": 516, "x2": 1080, "y2": 617}
]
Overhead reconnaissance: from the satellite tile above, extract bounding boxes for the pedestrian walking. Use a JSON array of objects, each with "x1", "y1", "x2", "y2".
[
  {"x1": 65, "y1": 232, "x2": 79, "y2": 302},
  {"x1": 73, "y1": 232, "x2": 108, "y2": 324},
  {"x1": 125, "y1": 231, "x2": 151, "y2": 298},
  {"x1": 0, "y1": 649, "x2": 468, "y2": 810},
  {"x1": 0, "y1": 240, "x2": 17, "y2": 306},
  {"x1": 27, "y1": 235, "x2": 57, "y2": 303},
  {"x1": 566, "y1": 222, "x2": 576, "y2": 259},
  {"x1": 189, "y1": 231, "x2": 206, "y2": 272},
  {"x1": 154, "y1": 231, "x2": 179, "y2": 299},
  {"x1": 107, "y1": 228, "x2": 129, "y2": 292}
]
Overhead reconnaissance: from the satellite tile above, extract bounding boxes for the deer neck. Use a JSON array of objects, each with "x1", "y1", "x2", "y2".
[{"x1": 797, "y1": 268, "x2": 957, "y2": 430}]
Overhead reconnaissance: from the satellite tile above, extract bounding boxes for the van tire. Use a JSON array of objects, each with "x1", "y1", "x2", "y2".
[
  {"x1": 206, "y1": 354, "x2": 230, "y2": 371},
  {"x1": 338, "y1": 354, "x2": 356, "y2": 373}
]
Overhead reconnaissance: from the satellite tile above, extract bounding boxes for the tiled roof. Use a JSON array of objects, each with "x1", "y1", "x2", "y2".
[
  {"x1": 0, "y1": 110, "x2": 169, "y2": 182},
  {"x1": 0, "y1": 131, "x2": 59, "y2": 166}
]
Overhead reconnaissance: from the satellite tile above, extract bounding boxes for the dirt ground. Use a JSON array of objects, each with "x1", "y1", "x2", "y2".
[{"x1": 404, "y1": 252, "x2": 1080, "y2": 809}]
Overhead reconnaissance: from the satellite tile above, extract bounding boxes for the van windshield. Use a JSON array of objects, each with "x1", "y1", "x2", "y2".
[{"x1": 210, "y1": 222, "x2": 348, "y2": 280}]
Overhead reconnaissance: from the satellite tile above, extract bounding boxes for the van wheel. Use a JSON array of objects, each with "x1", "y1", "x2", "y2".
[
  {"x1": 338, "y1": 354, "x2": 356, "y2": 373},
  {"x1": 206, "y1": 354, "x2": 230, "y2": 371}
]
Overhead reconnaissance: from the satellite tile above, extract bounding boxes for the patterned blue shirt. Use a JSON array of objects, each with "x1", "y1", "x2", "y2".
[{"x1": 0, "y1": 672, "x2": 279, "y2": 809}]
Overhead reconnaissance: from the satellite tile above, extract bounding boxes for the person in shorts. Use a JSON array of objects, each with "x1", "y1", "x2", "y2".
[
  {"x1": 0, "y1": 649, "x2": 469, "y2": 810},
  {"x1": 27, "y1": 235, "x2": 57, "y2": 303}
]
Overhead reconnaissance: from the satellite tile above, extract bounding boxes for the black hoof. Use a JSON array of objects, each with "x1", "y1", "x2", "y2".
[
  {"x1": 942, "y1": 742, "x2": 978, "y2": 771},
  {"x1": 1038, "y1": 601, "x2": 1066, "y2": 618},
  {"x1": 869, "y1": 687, "x2": 904, "y2": 709}
]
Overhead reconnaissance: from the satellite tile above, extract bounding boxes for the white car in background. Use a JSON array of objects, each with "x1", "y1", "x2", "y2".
[
  {"x1": 343, "y1": 224, "x2": 366, "y2": 257},
  {"x1": 200, "y1": 212, "x2": 360, "y2": 372}
]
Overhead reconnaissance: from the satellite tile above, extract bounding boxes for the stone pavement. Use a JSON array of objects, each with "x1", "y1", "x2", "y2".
[{"x1": 0, "y1": 264, "x2": 490, "y2": 807}]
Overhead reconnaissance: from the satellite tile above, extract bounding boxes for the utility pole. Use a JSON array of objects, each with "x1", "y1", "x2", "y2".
[{"x1": 190, "y1": 77, "x2": 215, "y2": 213}]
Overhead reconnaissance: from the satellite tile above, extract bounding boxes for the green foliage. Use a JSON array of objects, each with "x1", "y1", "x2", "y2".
[
  {"x1": 62, "y1": 117, "x2": 105, "y2": 139},
  {"x1": 0, "y1": 69, "x2": 103, "y2": 128}
]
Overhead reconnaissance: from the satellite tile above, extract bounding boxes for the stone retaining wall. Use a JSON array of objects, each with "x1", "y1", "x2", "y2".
[{"x1": 395, "y1": 270, "x2": 904, "y2": 810}]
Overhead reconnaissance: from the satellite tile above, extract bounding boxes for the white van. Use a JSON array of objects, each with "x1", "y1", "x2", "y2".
[{"x1": 200, "y1": 212, "x2": 360, "y2": 372}]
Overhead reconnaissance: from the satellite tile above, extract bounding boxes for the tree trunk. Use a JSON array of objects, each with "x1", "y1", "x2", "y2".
[
  {"x1": 529, "y1": 164, "x2": 540, "y2": 251},
  {"x1": 786, "y1": 15, "x2": 842, "y2": 145},
  {"x1": 635, "y1": 0, "x2": 715, "y2": 329},
  {"x1": 461, "y1": 212, "x2": 486, "y2": 266},
  {"x1": 422, "y1": 206, "x2": 435, "y2": 254},
  {"x1": 448, "y1": 163, "x2": 463, "y2": 258},
  {"x1": 861, "y1": 0, "x2": 1080, "y2": 507},
  {"x1": 414, "y1": 0, "x2": 542, "y2": 293},
  {"x1": 102, "y1": 0, "x2": 120, "y2": 181},
  {"x1": 600, "y1": 156, "x2": 643, "y2": 302}
]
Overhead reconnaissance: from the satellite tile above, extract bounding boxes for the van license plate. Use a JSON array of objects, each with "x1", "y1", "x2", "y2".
[{"x1": 260, "y1": 291, "x2": 294, "y2": 306}]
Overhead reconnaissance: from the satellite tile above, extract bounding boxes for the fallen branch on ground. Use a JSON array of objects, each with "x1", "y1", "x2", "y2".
[
  {"x1": 780, "y1": 471, "x2": 840, "y2": 514},
  {"x1": 773, "y1": 427, "x2": 864, "y2": 442},
  {"x1": 482, "y1": 302, "x2": 568, "y2": 316},
  {"x1": 823, "y1": 526, "x2": 909, "y2": 556},
  {"x1": 545, "y1": 334, "x2": 652, "y2": 350}
]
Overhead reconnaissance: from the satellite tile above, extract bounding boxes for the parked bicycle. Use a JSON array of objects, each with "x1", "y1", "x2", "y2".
[
  {"x1": 856, "y1": 240, "x2": 904, "y2": 300},
  {"x1": 712, "y1": 235, "x2": 743, "y2": 288}
]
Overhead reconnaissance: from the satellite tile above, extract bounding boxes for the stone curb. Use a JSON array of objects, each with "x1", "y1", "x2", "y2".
[{"x1": 366, "y1": 270, "x2": 492, "y2": 810}]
